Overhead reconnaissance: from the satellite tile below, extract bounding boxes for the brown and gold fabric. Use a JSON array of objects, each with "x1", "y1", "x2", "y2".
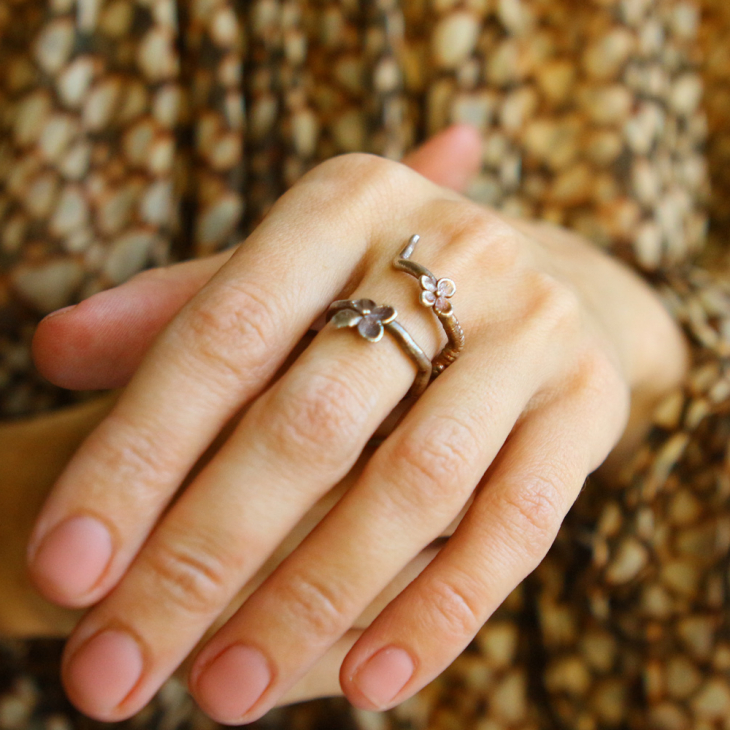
[{"x1": 1, "y1": 0, "x2": 729, "y2": 728}]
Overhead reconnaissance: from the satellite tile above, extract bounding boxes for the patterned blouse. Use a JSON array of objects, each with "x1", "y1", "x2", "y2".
[{"x1": 1, "y1": 0, "x2": 730, "y2": 728}]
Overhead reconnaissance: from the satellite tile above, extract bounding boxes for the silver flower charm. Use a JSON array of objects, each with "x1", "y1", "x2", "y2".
[
  {"x1": 420, "y1": 275, "x2": 456, "y2": 314},
  {"x1": 331, "y1": 298, "x2": 397, "y2": 342}
]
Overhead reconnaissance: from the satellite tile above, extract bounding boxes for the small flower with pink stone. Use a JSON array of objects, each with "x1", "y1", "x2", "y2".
[{"x1": 420, "y1": 275, "x2": 456, "y2": 314}]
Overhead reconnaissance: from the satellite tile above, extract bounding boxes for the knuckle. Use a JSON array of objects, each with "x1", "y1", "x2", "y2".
[
  {"x1": 142, "y1": 534, "x2": 235, "y2": 617},
  {"x1": 179, "y1": 280, "x2": 276, "y2": 387},
  {"x1": 312, "y1": 152, "x2": 390, "y2": 181},
  {"x1": 265, "y1": 371, "x2": 373, "y2": 473},
  {"x1": 499, "y1": 471, "x2": 566, "y2": 564},
  {"x1": 313, "y1": 152, "x2": 400, "y2": 190},
  {"x1": 296, "y1": 153, "x2": 410, "y2": 220},
  {"x1": 389, "y1": 415, "x2": 479, "y2": 514},
  {"x1": 277, "y1": 572, "x2": 350, "y2": 639},
  {"x1": 447, "y1": 205, "x2": 524, "y2": 274},
  {"x1": 526, "y1": 272, "x2": 582, "y2": 334},
  {"x1": 564, "y1": 349, "x2": 631, "y2": 447},
  {"x1": 99, "y1": 411, "x2": 181, "y2": 486},
  {"x1": 571, "y1": 348, "x2": 627, "y2": 400},
  {"x1": 426, "y1": 575, "x2": 482, "y2": 641}
]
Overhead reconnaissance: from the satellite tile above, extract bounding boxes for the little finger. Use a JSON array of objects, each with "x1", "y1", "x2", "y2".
[
  {"x1": 33, "y1": 250, "x2": 235, "y2": 390},
  {"x1": 340, "y1": 367, "x2": 629, "y2": 710}
]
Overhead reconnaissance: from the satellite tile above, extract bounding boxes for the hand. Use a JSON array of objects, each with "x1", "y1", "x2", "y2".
[
  {"x1": 16, "y1": 125, "x2": 479, "y2": 703},
  {"x1": 28, "y1": 126, "x2": 688, "y2": 725},
  {"x1": 32, "y1": 124, "x2": 483, "y2": 393},
  {"x1": 5, "y1": 125, "x2": 477, "y2": 699}
]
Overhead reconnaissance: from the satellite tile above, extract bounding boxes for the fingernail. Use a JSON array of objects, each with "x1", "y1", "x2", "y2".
[
  {"x1": 42, "y1": 304, "x2": 77, "y2": 321},
  {"x1": 65, "y1": 629, "x2": 143, "y2": 713},
  {"x1": 195, "y1": 645, "x2": 271, "y2": 721},
  {"x1": 30, "y1": 515, "x2": 112, "y2": 601},
  {"x1": 353, "y1": 646, "x2": 414, "y2": 708}
]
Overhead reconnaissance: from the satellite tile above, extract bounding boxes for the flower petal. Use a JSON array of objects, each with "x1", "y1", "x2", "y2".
[
  {"x1": 358, "y1": 315, "x2": 385, "y2": 342},
  {"x1": 420, "y1": 274, "x2": 437, "y2": 293},
  {"x1": 331, "y1": 309, "x2": 362, "y2": 328},
  {"x1": 435, "y1": 298, "x2": 453, "y2": 315},
  {"x1": 420, "y1": 290, "x2": 436, "y2": 307},
  {"x1": 354, "y1": 299, "x2": 377, "y2": 314},
  {"x1": 437, "y1": 278, "x2": 456, "y2": 298},
  {"x1": 371, "y1": 305, "x2": 397, "y2": 323}
]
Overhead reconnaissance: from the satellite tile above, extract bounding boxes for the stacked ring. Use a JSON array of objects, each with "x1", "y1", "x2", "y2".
[
  {"x1": 394, "y1": 234, "x2": 465, "y2": 375},
  {"x1": 327, "y1": 235, "x2": 465, "y2": 399}
]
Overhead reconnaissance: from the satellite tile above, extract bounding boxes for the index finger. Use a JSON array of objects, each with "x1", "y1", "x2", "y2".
[{"x1": 27, "y1": 154, "x2": 449, "y2": 608}]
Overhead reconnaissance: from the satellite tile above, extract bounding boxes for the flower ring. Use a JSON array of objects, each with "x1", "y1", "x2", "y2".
[
  {"x1": 327, "y1": 298, "x2": 432, "y2": 398},
  {"x1": 330, "y1": 299, "x2": 397, "y2": 342},
  {"x1": 420, "y1": 275, "x2": 456, "y2": 314},
  {"x1": 393, "y1": 234, "x2": 465, "y2": 375}
]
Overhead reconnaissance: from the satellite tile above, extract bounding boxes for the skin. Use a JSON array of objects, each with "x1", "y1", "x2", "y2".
[
  {"x1": 19, "y1": 124, "x2": 689, "y2": 724},
  {"x1": 0, "y1": 392, "x2": 446, "y2": 704},
  {"x1": 1, "y1": 125, "x2": 486, "y2": 704}
]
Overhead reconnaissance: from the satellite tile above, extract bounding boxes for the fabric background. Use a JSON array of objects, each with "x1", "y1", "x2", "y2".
[{"x1": 1, "y1": 0, "x2": 730, "y2": 728}]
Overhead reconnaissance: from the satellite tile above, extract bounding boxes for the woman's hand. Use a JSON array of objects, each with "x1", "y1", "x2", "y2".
[
  {"x1": 4, "y1": 125, "x2": 477, "y2": 702},
  {"x1": 28, "y1": 126, "x2": 688, "y2": 725}
]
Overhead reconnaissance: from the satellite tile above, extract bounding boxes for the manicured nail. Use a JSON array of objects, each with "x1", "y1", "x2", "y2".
[
  {"x1": 195, "y1": 645, "x2": 271, "y2": 721},
  {"x1": 30, "y1": 515, "x2": 112, "y2": 601},
  {"x1": 353, "y1": 647, "x2": 414, "y2": 708},
  {"x1": 65, "y1": 629, "x2": 143, "y2": 714},
  {"x1": 42, "y1": 304, "x2": 77, "y2": 321}
]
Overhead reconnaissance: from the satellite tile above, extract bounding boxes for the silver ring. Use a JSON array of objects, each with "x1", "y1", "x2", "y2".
[
  {"x1": 393, "y1": 234, "x2": 465, "y2": 375},
  {"x1": 326, "y1": 298, "x2": 431, "y2": 398}
]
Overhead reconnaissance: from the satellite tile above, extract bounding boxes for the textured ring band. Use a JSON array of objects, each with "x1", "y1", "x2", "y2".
[
  {"x1": 326, "y1": 298, "x2": 432, "y2": 398},
  {"x1": 393, "y1": 234, "x2": 465, "y2": 375}
]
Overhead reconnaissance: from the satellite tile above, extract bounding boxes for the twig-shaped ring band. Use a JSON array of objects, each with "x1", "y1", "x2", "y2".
[{"x1": 393, "y1": 234, "x2": 465, "y2": 375}]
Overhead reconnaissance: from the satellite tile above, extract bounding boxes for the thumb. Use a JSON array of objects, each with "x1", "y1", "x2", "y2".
[{"x1": 401, "y1": 123, "x2": 483, "y2": 192}]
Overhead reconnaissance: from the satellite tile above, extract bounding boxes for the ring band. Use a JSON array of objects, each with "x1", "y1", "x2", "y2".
[
  {"x1": 394, "y1": 234, "x2": 465, "y2": 375},
  {"x1": 326, "y1": 299, "x2": 432, "y2": 398},
  {"x1": 327, "y1": 235, "x2": 464, "y2": 399}
]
